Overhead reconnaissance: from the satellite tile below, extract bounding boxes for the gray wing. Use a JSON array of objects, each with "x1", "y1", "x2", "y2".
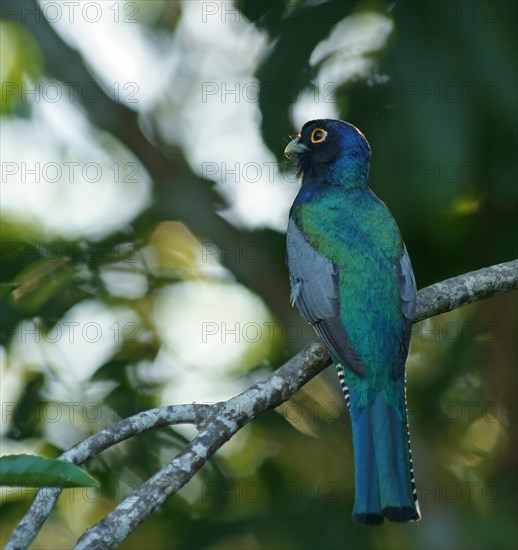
[
  {"x1": 394, "y1": 246, "x2": 417, "y2": 379},
  {"x1": 286, "y1": 219, "x2": 365, "y2": 378}
]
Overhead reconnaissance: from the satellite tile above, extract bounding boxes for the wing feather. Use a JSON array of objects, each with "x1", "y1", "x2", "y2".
[
  {"x1": 286, "y1": 219, "x2": 366, "y2": 378},
  {"x1": 394, "y1": 247, "x2": 417, "y2": 379}
]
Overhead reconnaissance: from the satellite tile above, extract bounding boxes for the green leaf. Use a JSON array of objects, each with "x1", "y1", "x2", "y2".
[
  {"x1": 0, "y1": 454, "x2": 99, "y2": 488},
  {"x1": 0, "y1": 283, "x2": 19, "y2": 297}
]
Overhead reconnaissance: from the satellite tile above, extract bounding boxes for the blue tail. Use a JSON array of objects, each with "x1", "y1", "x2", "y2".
[{"x1": 348, "y1": 389, "x2": 420, "y2": 525}]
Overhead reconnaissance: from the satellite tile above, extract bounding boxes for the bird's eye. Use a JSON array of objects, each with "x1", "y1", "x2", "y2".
[{"x1": 310, "y1": 128, "x2": 327, "y2": 144}]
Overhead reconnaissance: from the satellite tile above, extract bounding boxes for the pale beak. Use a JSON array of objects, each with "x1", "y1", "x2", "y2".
[{"x1": 284, "y1": 138, "x2": 308, "y2": 158}]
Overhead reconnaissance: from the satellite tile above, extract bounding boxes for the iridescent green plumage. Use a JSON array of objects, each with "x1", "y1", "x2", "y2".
[
  {"x1": 286, "y1": 119, "x2": 420, "y2": 525},
  {"x1": 292, "y1": 188, "x2": 405, "y2": 411}
]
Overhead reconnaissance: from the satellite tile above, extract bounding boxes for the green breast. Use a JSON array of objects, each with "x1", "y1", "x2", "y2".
[{"x1": 293, "y1": 188, "x2": 407, "y2": 411}]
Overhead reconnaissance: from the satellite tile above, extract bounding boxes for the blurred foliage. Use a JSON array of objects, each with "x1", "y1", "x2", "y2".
[{"x1": 1, "y1": 1, "x2": 517, "y2": 549}]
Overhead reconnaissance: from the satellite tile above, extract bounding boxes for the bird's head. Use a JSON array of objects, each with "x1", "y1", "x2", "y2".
[{"x1": 285, "y1": 119, "x2": 371, "y2": 188}]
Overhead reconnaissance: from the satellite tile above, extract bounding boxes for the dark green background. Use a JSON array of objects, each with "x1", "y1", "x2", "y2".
[{"x1": 1, "y1": 1, "x2": 517, "y2": 548}]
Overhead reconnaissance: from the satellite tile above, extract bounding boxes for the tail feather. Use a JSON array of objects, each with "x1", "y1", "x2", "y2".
[
  {"x1": 349, "y1": 389, "x2": 420, "y2": 525},
  {"x1": 351, "y1": 401, "x2": 383, "y2": 525}
]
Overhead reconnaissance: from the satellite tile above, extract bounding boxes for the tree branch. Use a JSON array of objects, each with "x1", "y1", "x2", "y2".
[
  {"x1": 415, "y1": 259, "x2": 518, "y2": 322},
  {"x1": 6, "y1": 259, "x2": 517, "y2": 550},
  {"x1": 4, "y1": 404, "x2": 213, "y2": 550}
]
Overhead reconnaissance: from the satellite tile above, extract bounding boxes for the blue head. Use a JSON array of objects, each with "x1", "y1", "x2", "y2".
[{"x1": 285, "y1": 119, "x2": 372, "y2": 196}]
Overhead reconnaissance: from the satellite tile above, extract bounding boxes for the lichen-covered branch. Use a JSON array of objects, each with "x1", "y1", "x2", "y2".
[
  {"x1": 6, "y1": 259, "x2": 517, "y2": 550},
  {"x1": 74, "y1": 344, "x2": 329, "y2": 549},
  {"x1": 4, "y1": 404, "x2": 214, "y2": 550},
  {"x1": 415, "y1": 259, "x2": 518, "y2": 322}
]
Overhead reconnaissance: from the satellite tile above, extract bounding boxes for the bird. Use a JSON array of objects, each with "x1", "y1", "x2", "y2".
[{"x1": 284, "y1": 118, "x2": 420, "y2": 526}]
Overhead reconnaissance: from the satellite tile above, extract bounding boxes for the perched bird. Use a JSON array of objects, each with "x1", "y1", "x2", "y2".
[{"x1": 285, "y1": 119, "x2": 420, "y2": 525}]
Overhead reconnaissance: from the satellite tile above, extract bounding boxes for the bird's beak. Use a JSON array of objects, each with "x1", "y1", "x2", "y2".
[{"x1": 284, "y1": 138, "x2": 308, "y2": 158}]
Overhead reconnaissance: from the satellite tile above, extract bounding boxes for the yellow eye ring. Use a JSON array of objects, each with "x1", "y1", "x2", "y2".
[{"x1": 310, "y1": 128, "x2": 327, "y2": 143}]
